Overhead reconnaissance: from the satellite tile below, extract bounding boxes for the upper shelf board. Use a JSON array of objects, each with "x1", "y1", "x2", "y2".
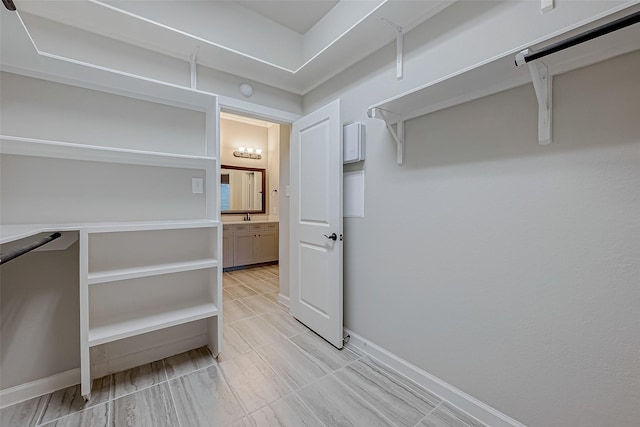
[
  {"x1": 0, "y1": 220, "x2": 220, "y2": 245},
  {"x1": 0, "y1": 135, "x2": 216, "y2": 169},
  {"x1": 367, "y1": 9, "x2": 640, "y2": 123}
]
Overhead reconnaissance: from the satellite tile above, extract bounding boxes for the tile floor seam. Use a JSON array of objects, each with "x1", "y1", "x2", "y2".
[
  {"x1": 438, "y1": 401, "x2": 485, "y2": 427},
  {"x1": 162, "y1": 359, "x2": 183, "y2": 427},
  {"x1": 357, "y1": 354, "x2": 445, "y2": 407},
  {"x1": 286, "y1": 385, "x2": 331, "y2": 427},
  {"x1": 162, "y1": 358, "x2": 218, "y2": 382},
  {"x1": 250, "y1": 345, "x2": 297, "y2": 395},
  {"x1": 329, "y1": 370, "x2": 403, "y2": 427},
  {"x1": 33, "y1": 400, "x2": 106, "y2": 427},
  {"x1": 354, "y1": 357, "x2": 444, "y2": 410},
  {"x1": 34, "y1": 391, "x2": 52, "y2": 426},
  {"x1": 224, "y1": 335, "x2": 334, "y2": 422},
  {"x1": 242, "y1": 376, "x2": 329, "y2": 426},
  {"x1": 111, "y1": 377, "x2": 169, "y2": 402},
  {"x1": 412, "y1": 404, "x2": 438, "y2": 427},
  {"x1": 217, "y1": 357, "x2": 252, "y2": 417},
  {"x1": 252, "y1": 342, "x2": 330, "y2": 395}
]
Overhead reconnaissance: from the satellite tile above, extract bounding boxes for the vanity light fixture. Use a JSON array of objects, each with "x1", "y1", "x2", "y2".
[{"x1": 233, "y1": 146, "x2": 262, "y2": 159}]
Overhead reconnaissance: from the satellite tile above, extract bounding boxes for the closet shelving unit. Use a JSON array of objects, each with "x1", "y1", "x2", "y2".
[
  {"x1": 0, "y1": 70, "x2": 222, "y2": 400},
  {"x1": 368, "y1": 8, "x2": 640, "y2": 165},
  {"x1": 82, "y1": 221, "x2": 220, "y2": 348}
]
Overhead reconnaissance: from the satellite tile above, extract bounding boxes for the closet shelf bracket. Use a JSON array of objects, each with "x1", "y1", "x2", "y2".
[
  {"x1": 368, "y1": 107, "x2": 405, "y2": 165},
  {"x1": 382, "y1": 18, "x2": 403, "y2": 80},
  {"x1": 190, "y1": 46, "x2": 200, "y2": 89},
  {"x1": 516, "y1": 49, "x2": 552, "y2": 145}
]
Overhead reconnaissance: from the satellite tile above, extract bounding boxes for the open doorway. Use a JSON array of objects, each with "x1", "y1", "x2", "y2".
[{"x1": 218, "y1": 110, "x2": 292, "y2": 311}]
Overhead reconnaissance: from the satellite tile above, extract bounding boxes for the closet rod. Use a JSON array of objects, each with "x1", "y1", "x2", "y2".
[
  {"x1": 2, "y1": 0, "x2": 16, "y2": 12},
  {"x1": 0, "y1": 232, "x2": 62, "y2": 266},
  {"x1": 517, "y1": 10, "x2": 640, "y2": 65}
]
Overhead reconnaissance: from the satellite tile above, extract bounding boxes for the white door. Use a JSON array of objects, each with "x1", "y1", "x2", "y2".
[{"x1": 290, "y1": 99, "x2": 343, "y2": 348}]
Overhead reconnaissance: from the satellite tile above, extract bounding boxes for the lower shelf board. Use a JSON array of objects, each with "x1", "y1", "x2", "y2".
[{"x1": 88, "y1": 302, "x2": 219, "y2": 347}]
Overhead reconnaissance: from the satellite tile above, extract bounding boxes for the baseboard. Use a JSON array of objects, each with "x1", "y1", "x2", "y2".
[
  {"x1": 277, "y1": 293, "x2": 290, "y2": 307},
  {"x1": 92, "y1": 334, "x2": 208, "y2": 378},
  {"x1": 344, "y1": 328, "x2": 526, "y2": 427},
  {"x1": 3, "y1": 330, "x2": 208, "y2": 407},
  {"x1": 0, "y1": 368, "x2": 80, "y2": 409}
]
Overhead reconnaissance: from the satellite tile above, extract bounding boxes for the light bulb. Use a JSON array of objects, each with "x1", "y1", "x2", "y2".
[
  {"x1": 238, "y1": 147, "x2": 245, "y2": 153},
  {"x1": 247, "y1": 148, "x2": 254, "y2": 154},
  {"x1": 256, "y1": 149, "x2": 262, "y2": 156}
]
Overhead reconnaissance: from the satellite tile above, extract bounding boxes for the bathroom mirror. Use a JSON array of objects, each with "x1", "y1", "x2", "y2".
[{"x1": 220, "y1": 165, "x2": 266, "y2": 214}]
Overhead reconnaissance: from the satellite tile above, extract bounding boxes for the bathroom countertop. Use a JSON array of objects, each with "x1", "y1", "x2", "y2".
[{"x1": 222, "y1": 219, "x2": 279, "y2": 225}]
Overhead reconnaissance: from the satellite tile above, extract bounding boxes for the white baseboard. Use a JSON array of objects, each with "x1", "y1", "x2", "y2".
[
  {"x1": 344, "y1": 328, "x2": 526, "y2": 427},
  {"x1": 106, "y1": 334, "x2": 208, "y2": 377},
  {"x1": 0, "y1": 368, "x2": 80, "y2": 409},
  {"x1": 277, "y1": 293, "x2": 290, "y2": 307},
  {"x1": 3, "y1": 326, "x2": 209, "y2": 407}
]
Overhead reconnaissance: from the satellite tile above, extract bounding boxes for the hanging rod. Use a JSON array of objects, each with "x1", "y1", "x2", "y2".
[
  {"x1": 517, "y1": 11, "x2": 640, "y2": 65},
  {"x1": 2, "y1": 0, "x2": 16, "y2": 11},
  {"x1": 0, "y1": 232, "x2": 62, "y2": 265}
]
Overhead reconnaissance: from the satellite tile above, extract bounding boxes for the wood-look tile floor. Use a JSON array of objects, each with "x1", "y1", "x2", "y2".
[{"x1": 1, "y1": 265, "x2": 486, "y2": 427}]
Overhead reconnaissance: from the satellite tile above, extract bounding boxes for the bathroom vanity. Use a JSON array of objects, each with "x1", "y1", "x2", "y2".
[{"x1": 223, "y1": 221, "x2": 278, "y2": 269}]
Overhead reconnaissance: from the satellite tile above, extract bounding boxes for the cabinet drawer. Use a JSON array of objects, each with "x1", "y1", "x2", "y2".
[
  {"x1": 223, "y1": 225, "x2": 232, "y2": 231},
  {"x1": 250, "y1": 224, "x2": 264, "y2": 232},
  {"x1": 233, "y1": 224, "x2": 249, "y2": 232},
  {"x1": 264, "y1": 223, "x2": 278, "y2": 231}
]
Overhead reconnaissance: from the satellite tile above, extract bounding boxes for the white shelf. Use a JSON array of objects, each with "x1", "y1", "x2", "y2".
[
  {"x1": 367, "y1": 8, "x2": 640, "y2": 163},
  {"x1": 87, "y1": 259, "x2": 218, "y2": 285},
  {"x1": 88, "y1": 302, "x2": 218, "y2": 347},
  {"x1": 0, "y1": 135, "x2": 216, "y2": 169},
  {"x1": 0, "y1": 220, "x2": 220, "y2": 245},
  {"x1": 368, "y1": 18, "x2": 639, "y2": 122},
  {"x1": 83, "y1": 219, "x2": 219, "y2": 234}
]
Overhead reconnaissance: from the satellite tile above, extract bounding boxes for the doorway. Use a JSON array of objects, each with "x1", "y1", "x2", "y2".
[{"x1": 218, "y1": 110, "x2": 291, "y2": 307}]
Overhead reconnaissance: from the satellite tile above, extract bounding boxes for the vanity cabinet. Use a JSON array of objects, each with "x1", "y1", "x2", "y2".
[
  {"x1": 223, "y1": 222, "x2": 278, "y2": 268},
  {"x1": 222, "y1": 225, "x2": 234, "y2": 268}
]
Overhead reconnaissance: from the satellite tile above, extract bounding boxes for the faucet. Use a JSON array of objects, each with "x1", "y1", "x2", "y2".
[{"x1": 244, "y1": 212, "x2": 251, "y2": 221}]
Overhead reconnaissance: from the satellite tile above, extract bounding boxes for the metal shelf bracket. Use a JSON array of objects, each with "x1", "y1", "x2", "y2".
[
  {"x1": 368, "y1": 107, "x2": 405, "y2": 165},
  {"x1": 516, "y1": 49, "x2": 552, "y2": 145}
]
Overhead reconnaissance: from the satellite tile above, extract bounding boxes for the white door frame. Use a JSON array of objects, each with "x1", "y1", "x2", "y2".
[{"x1": 218, "y1": 96, "x2": 300, "y2": 307}]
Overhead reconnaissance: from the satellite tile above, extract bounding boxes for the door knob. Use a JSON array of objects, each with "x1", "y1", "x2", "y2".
[{"x1": 324, "y1": 233, "x2": 338, "y2": 241}]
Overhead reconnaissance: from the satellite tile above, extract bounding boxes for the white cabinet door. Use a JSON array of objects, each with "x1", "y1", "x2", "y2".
[{"x1": 289, "y1": 99, "x2": 343, "y2": 349}]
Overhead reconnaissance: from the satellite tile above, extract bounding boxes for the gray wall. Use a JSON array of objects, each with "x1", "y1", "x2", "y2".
[
  {"x1": 301, "y1": 2, "x2": 639, "y2": 425},
  {"x1": 1, "y1": 241, "x2": 80, "y2": 389},
  {"x1": 307, "y1": 40, "x2": 640, "y2": 427}
]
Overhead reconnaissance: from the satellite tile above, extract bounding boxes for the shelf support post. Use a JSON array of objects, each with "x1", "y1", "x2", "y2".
[
  {"x1": 382, "y1": 18, "x2": 403, "y2": 80},
  {"x1": 190, "y1": 46, "x2": 200, "y2": 90},
  {"x1": 517, "y1": 49, "x2": 552, "y2": 145},
  {"x1": 368, "y1": 107, "x2": 405, "y2": 165}
]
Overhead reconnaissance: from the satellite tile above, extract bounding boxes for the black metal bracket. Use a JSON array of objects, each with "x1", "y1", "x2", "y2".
[
  {"x1": 3, "y1": 0, "x2": 16, "y2": 12},
  {"x1": 0, "y1": 232, "x2": 62, "y2": 265}
]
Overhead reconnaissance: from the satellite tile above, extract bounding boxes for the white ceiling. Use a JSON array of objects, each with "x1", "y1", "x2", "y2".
[
  {"x1": 236, "y1": 0, "x2": 339, "y2": 34},
  {"x1": 4, "y1": 0, "x2": 457, "y2": 95}
]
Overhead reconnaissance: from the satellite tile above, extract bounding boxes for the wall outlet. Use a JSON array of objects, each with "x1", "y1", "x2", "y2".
[
  {"x1": 192, "y1": 178, "x2": 204, "y2": 194},
  {"x1": 285, "y1": 185, "x2": 291, "y2": 197},
  {"x1": 541, "y1": 0, "x2": 554, "y2": 13}
]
